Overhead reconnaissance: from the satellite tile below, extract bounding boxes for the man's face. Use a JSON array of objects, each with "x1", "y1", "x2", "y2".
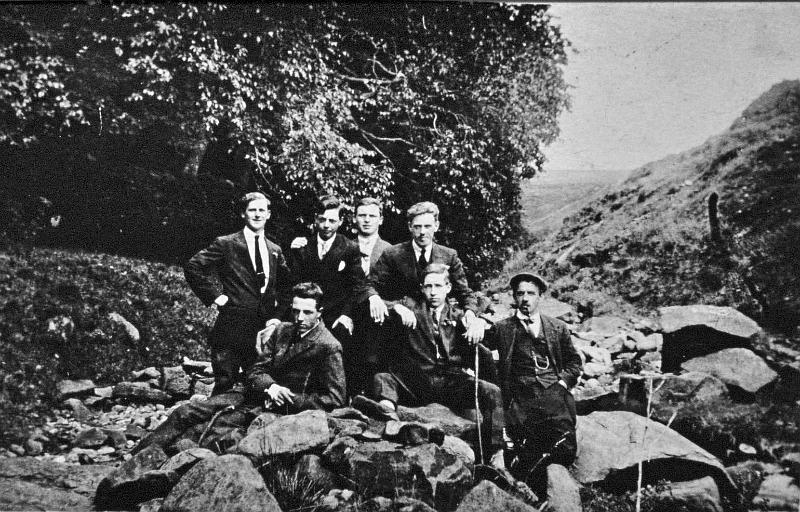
[
  {"x1": 315, "y1": 208, "x2": 342, "y2": 241},
  {"x1": 241, "y1": 198, "x2": 271, "y2": 233},
  {"x1": 355, "y1": 204, "x2": 382, "y2": 237},
  {"x1": 513, "y1": 281, "x2": 541, "y2": 316},
  {"x1": 291, "y1": 297, "x2": 322, "y2": 333},
  {"x1": 408, "y1": 213, "x2": 439, "y2": 248},
  {"x1": 422, "y1": 272, "x2": 451, "y2": 308}
]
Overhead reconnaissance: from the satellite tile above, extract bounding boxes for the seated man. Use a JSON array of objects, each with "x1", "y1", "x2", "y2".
[
  {"x1": 359, "y1": 264, "x2": 505, "y2": 466},
  {"x1": 483, "y1": 273, "x2": 582, "y2": 486},
  {"x1": 134, "y1": 282, "x2": 345, "y2": 454}
]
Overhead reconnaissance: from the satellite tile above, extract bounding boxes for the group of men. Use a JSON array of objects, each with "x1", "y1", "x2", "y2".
[{"x1": 139, "y1": 191, "x2": 582, "y2": 487}]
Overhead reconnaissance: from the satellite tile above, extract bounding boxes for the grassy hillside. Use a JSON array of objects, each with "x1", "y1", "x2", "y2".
[
  {"x1": 492, "y1": 80, "x2": 800, "y2": 332},
  {"x1": 0, "y1": 247, "x2": 214, "y2": 445}
]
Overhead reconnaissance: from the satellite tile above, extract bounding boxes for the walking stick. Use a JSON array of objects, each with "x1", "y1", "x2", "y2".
[{"x1": 474, "y1": 341, "x2": 484, "y2": 465}]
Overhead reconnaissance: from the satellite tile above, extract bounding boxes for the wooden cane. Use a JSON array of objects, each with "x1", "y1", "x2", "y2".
[{"x1": 474, "y1": 342, "x2": 484, "y2": 465}]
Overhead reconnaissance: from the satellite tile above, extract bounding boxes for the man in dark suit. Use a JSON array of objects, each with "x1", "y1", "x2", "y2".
[
  {"x1": 362, "y1": 201, "x2": 485, "y2": 347},
  {"x1": 360, "y1": 264, "x2": 505, "y2": 466},
  {"x1": 185, "y1": 192, "x2": 293, "y2": 395},
  {"x1": 483, "y1": 273, "x2": 583, "y2": 484},
  {"x1": 354, "y1": 197, "x2": 392, "y2": 276},
  {"x1": 134, "y1": 282, "x2": 345, "y2": 455}
]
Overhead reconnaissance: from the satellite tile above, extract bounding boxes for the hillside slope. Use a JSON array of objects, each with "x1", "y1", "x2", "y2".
[{"x1": 497, "y1": 80, "x2": 800, "y2": 332}]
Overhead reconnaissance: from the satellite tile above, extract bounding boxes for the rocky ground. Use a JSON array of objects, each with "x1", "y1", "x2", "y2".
[{"x1": 2, "y1": 300, "x2": 799, "y2": 511}]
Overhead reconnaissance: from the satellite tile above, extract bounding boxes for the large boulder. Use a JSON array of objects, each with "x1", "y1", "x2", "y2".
[
  {"x1": 546, "y1": 464, "x2": 582, "y2": 512},
  {"x1": 163, "y1": 366, "x2": 192, "y2": 398},
  {"x1": 160, "y1": 448, "x2": 217, "y2": 482},
  {"x1": 160, "y1": 454, "x2": 281, "y2": 512},
  {"x1": 454, "y1": 480, "x2": 537, "y2": 512},
  {"x1": 752, "y1": 473, "x2": 800, "y2": 511},
  {"x1": 95, "y1": 445, "x2": 172, "y2": 510},
  {"x1": 658, "y1": 305, "x2": 762, "y2": 371},
  {"x1": 681, "y1": 348, "x2": 779, "y2": 394},
  {"x1": 618, "y1": 372, "x2": 728, "y2": 415},
  {"x1": 56, "y1": 379, "x2": 96, "y2": 399},
  {"x1": 113, "y1": 381, "x2": 172, "y2": 403},
  {"x1": 573, "y1": 411, "x2": 736, "y2": 498},
  {"x1": 397, "y1": 403, "x2": 476, "y2": 438},
  {"x1": 0, "y1": 457, "x2": 113, "y2": 512},
  {"x1": 653, "y1": 476, "x2": 722, "y2": 512},
  {"x1": 237, "y1": 409, "x2": 330, "y2": 461},
  {"x1": 580, "y1": 315, "x2": 627, "y2": 337}
]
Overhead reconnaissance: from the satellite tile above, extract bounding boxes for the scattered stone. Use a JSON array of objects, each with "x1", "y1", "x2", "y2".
[
  {"x1": 322, "y1": 488, "x2": 359, "y2": 511},
  {"x1": 582, "y1": 361, "x2": 613, "y2": 377},
  {"x1": 74, "y1": 428, "x2": 108, "y2": 449},
  {"x1": 56, "y1": 379, "x2": 96, "y2": 400},
  {"x1": 328, "y1": 406, "x2": 371, "y2": 423},
  {"x1": 181, "y1": 357, "x2": 212, "y2": 375},
  {"x1": 441, "y1": 435, "x2": 475, "y2": 467},
  {"x1": 192, "y1": 379, "x2": 214, "y2": 397},
  {"x1": 95, "y1": 445, "x2": 171, "y2": 510},
  {"x1": 159, "y1": 454, "x2": 281, "y2": 512},
  {"x1": 406, "y1": 442, "x2": 473, "y2": 510},
  {"x1": 24, "y1": 438, "x2": 44, "y2": 456},
  {"x1": 546, "y1": 464, "x2": 582, "y2": 512},
  {"x1": 579, "y1": 345, "x2": 612, "y2": 365},
  {"x1": 636, "y1": 333, "x2": 663, "y2": 352},
  {"x1": 781, "y1": 452, "x2": 800, "y2": 480},
  {"x1": 752, "y1": 473, "x2": 800, "y2": 510},
  {"x1": 396, "y1": 403, "x2": 476, "y2": 438},
  {"x1": 132, "y1": 367, "x2": 161, "y2": 381},
  {"x1": 454, "y1": 480, "x2": 537, "y2": 512},
  {"x1": 105, "y1": 429, "x2": 127, "y2": 448},
  {"x1": 109, "y1": 312, "x2": 140, "y2": 343},
  {"x1": 328, "y1": 417, "x2": 367, "y2": 437},
  {"x1": 163, "y1": 366, "x2": 192, "y2": 398},
  {"x1": 681, "y1": 348, "x2": 779, "y2": 394},
  {"x1": 139, "y1": 497, "x2": 164, "y2": 512},
  {"x1": 83, "y1": 396, "x2": 106, "y2": 407},
  {"x1": 125, "y1": 424, "x2": 148, "y2": 440},
  {"x1": 654, "y1": 476, "x2": 722, "y2": 512},
  {"x1": 538, "y1": 298, "x2": 576, "y2": 320},
  {"x1": 160, "y1": 448, "x2": 217, "y2": 481},
  {"x1": 113, "y1": 381, "x2": 172, "y2": 403},
  {"x1": 237, "y1": 409, "x2": 330, "y2": 461},
  {"x1": 63, "y1": 398, "x2": 93, "y2": 422},
  {"x1": 581, "y1": 315, "x2": 627, "y2": 337},
  {"x1": 293, "y1": 454, "x2": 339, "y2": 490},
  {"x1": 391, "y1": 496, "x2": 439, "y2": 512},
  {"x1": 94, "y1": 386, "x2": 114, "y2": 398},
  {"x1": 598, "y1": 333, "x2": 626, "y2": 354}
]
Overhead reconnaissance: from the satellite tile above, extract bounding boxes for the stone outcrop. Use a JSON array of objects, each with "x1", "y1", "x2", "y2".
[
  {"x1": 681, "y1": 348, "x2": 779, "y2": 394},
  {"x1": 95, "y1": 445, "x2": 172, "y2": 509},
  {"x1": 454, "y1": 480, "x2": 538, "y2": 512},
  {"x1": 238, "y1": 409, "x2": 330, "y2": 461}
]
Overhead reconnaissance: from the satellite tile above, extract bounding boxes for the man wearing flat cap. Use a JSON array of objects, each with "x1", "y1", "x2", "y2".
[{"x1": 483, "y1": 272, "x2": 582, "y2": 487}]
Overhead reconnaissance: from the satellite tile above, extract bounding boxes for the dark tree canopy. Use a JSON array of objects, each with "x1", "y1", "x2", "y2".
[{"x1": 0, "y1": 3, "x2": 569, "y2": 282}]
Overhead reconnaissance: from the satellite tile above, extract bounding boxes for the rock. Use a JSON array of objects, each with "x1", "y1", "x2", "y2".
[
  {"x1": 618, "y1": 372, "x2": 728, "y2": 415},
  {"x1": 125, "y1": 423, "x2": 148, "y2": 440},
  {"x1": 441, "y1": 435, "x2": 475, "y2": 467},
  {"x1": 329, "y1": 406, "x2": 371, "y2": 423},
  {"x1": 574, "y1": 385, "x2": 620, "y2": 415},
  {"x1": 163, "y1": 366, "x2": 192, "y2": 398},
  {"x1": 580, "y1": 315, "x2": 627, "y2": 337},
  {"x1": 192, "y1": 379, "x2": 214, "y2": 397},
  {"x1": 752, "y1": 473, "x2": 800, "y2": 510},
  {"x1": 725, "y1": 460, "x2": 765, "y2": 506},
  {"x1": 237, "y1": 409, "x2": 330, "y2": 461},
  {"x1": 138, "y1": 497, "x2": 164, "y2": 512},
  {"x1": 321, "y1": 488, "x2": 359, "y2": 510},
  {"x1": 654, "y1": 476, "x2": 722, "y2": 512},
  {"x1": 181, "y1": 357, "x2": 212, "y2": 374},
  {"x1": 9, "y1": 444, "x2": 25, "y2": 456},
  {"x1": 113, "y1": 381, "x2": 172, "y2": 403},
  {"x1": 24, "y1": 438, "x2": 44, "y2": 456},
  {"x1": 74, "y1": 427, "x2": 108, "y2": 448},
  {"x1": 578, "y1": 345, "x2": 612, "y2": 365},
  {"x1": 681, "y1": 348, "x2": 779, "y2": 394},
  {"x1": 0, "y1": 457, "x2": 113, "y2": 512},
  {"x1": 391, "y1": 496, "x2": 439, "y2": 512},
  {"x1": 384, "y1": 422, "x2": 445, "y2": 446},
  {"x1": 132, "y1": 367, "x2": 161, "y2": 381},
  {"x1": 246, "y1": 411, "x2": 281, "y2": 435},
  {"x1": 160, "y1": 448, "x2": 217, "y2": 481},
  {"x1": 105, "y1": 429, "x2": 127, "y2": 448},
  {"x1": 94, "y1": 386, "x2": 113, "y2": 398},
  {"x1": 406, "y1": 442, "x2": 473, "y2": 511},
  {"x1": 56, "y1": 379, "x2": 96, "y2": 399},
  {"x1": 582, "y1": 361, "x2": 613, "y2": 377},
  {"x1": 781, "y1": 452, "x2": 800, "y2": 480},
  {"x1": 396, "y1": 403, "x2": 476, "y2": 438},
  {"x1": 454, "y1": 480, "x2": 537, "y2": 512},
  {"x1": 636, "y1": 333, "x2": 663, "y2": 352},
  {"x1": 293, "y1": 453, "x2": 339, "y2": 490},
  {"x1": 598, "y1": 333, "x2": 625, "y2": 354},
  {"x1": 539, "y1": 298, "x2": 576, "y2": 321},
  {"x1": 160, "y1": 454, "x2": 281, "y2": 512},
  {"x1": 573, "y1": 411, "x2": 736, "y2": 498},
  {"x1": 64, "y1": 398, "x2": 94, "y2": 422},
  {"x1": 659, "y1": 305, "x2": 762, "y2": 371},
  {"x1": 546, "y1": 464, "x2": 582, "y2": 512},
  {"x1": 328, "y1": 417, "x2": 367, "y2": 437},
  {"x1": 95, "y1": 445, "x2": 171, "y2": 510},
  {"x1": 109, "y1": 312, "x2": 140, "y2": 343}
]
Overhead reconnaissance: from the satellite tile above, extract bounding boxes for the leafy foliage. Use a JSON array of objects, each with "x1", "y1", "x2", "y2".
[{"x1": 0, "y1": 3, "x2": 569, "y2": 282}]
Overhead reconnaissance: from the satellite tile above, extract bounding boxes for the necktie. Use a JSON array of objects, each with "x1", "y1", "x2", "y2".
[
  {"x1": 254, "y1": 235, "x2": 265, "y2": 289},
  {"x1": 431, "y1": 311, "x2": 448, "y2": 360},
  {"x1": 417, "y1": 250, "x2": 427, "y2": 275},
  {"x1": 361, "y1": 253, "x2": 370, "y2": 275},
  {"x1": 319, "y1": 241, "x2": 328, "y2": 261}
]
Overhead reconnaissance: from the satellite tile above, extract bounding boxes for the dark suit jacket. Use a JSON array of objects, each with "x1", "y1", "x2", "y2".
[
  {"x1": 287, "y1": 233, "x2": 365, "y2": 326},
  {"x1": 364, "y1": 236, "x2": 392, "y2": 274},
  {"x1": 246, "y1": 321, "x2": 345, "y2": 411},
  {"x1": 484, "y1": 313, "x2": 582, "y2": 406},
  {"x1": 364, "y1": 241, "x2": 478, "y2": 312},
  {"x1": 185, "y1": 230, "x2": 293, "y2": 320}
]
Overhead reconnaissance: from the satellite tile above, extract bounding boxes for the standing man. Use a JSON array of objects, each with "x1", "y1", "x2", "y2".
[
  {"x1": 363, "y1": 201, "x2": 484, "y2": 344},
  {"x1": 185, "y1": 192, "x2": 293, "y2": 395},
  {"x1": 287, "y1": 195, "x2": 365, "y2": 344},
  {"x1": 360, "y1": 264, "x2": 506, "y2": 467},
  {"x1": 484, "y1": 273, "x2": 582, "y2": 485},
  {"x1": 354, "y1": 197, "x2": 391, "y2": 276}
]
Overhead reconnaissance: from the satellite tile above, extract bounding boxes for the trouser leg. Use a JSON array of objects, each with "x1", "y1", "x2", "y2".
[
  {"x1": 209, "y1": 311, "x2": 262, "y2": 395},
  {"x1": 134, "y1": 392, "x2": 245, "y2": 454},
  {"x1": 434, "y1": 373, "x2": 505, "y2": 456}
]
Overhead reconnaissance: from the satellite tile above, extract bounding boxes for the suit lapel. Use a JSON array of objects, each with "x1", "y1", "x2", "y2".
[
  {"x1": 420, "y1": 303, "x2": 438, "y2": 354},
  {"x1": 503, "y1": 320, "x2": 521, "y2": 382},
  {"x1": 401, "y1": 241, "x2": 418, "y2": 281},
  {"x1": 235, "y1": 231, "x2": 258, "y2": 284},
  {"x1": 540, "y1": 315, "x2": 559, "y2": 371}
]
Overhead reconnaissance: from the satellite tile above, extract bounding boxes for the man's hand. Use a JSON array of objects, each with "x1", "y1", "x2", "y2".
[
  {"x1": 369, "y1": 294, "x2": 389, "y2": 324},
  {"x1": 265, "y1": 383, "x2": 295, "y2": 407},
  {"x1": 558, "y1": 379, "x2": 569, "y2": 390},
  {"x1": 255, "y1": 319, "x2": 281, "y2": 355},
  {"x1": 214, "y1": 295, "x2": 229, "y2": 307},
  {"x1": 462, "y1": 309, "x2": 476, "y2": 327},
  {"x1": 392, "y1": 303, "x2": 417, "y2": 328},
  {"x1": 464, "y1": 317, "x2": 487, "y2": 344},
  {"x1": 332, "y1": 315, "x2": 354, "y2": 335},
  {"x1": 290, "y1": 237, "x2": 308, "y2": 249}
]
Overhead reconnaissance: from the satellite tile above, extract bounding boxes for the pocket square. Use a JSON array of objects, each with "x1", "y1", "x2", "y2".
[{"x1": 338, "y1": 260, "x2": 346, "y2": 271}]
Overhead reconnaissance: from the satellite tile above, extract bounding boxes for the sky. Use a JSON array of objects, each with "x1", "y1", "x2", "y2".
[{"x1": 543, "y1": 3, "x2": 800, "y2": 172}]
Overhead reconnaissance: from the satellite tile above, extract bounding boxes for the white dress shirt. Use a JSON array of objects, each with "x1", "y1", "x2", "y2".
[
  {"x1": 243, "y1": 228, "x2": 269, "y2": 293},
  {"x1": 516, "y1": 309, "x2": 542, "y2": 338},
  {"x1": 412, "y1": 241, "x2": 433, "y2": 264},
  {"x1": 358, "y1": 234, "x2": 379, "y2": 274},
  {"x1": 317, "y1": 235, "x2": 334, "y2": 260}
]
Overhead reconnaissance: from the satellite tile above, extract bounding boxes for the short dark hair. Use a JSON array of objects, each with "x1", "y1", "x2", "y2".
[
  {"x1": 406, "y1": 201, "x2": 439, "y2": 223},
  {"x1": 355, "y1": 197, "x2": 383, "y2": 214},
  {"x1": 292, "y1": 282, "x2": 324, "y2": 308},
  {"x1": 314, "y1": 195, "x2": 343, "y2": 217},
  {"x1": 421, "y1": 263, "x2": 450, "y2": 283},
  {"x1": 238, "y1": 192, "x2": 269, "y2": 213}
]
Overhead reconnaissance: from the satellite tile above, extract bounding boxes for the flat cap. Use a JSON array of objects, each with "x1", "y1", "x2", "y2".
[{"x1": 509, "y1": 273, "x2": 548, "y2": 293}]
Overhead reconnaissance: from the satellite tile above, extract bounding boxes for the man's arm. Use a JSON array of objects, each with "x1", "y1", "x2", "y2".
[
  {"x1": 246, "y1": 327, "x2": 280, "y2": 394},
  {"x1": 340, "y1": 244, "x2": 367, "y2": 319},
  {"x1": 558, "y1": 324, "x2": 583, "y2": 388},
  {"x1": 293, "y1": 345, "x2": 346, "y2": 411},
  {"x1": 184, "y1": 237, "x2": 225, "y2": 306},
  {"x1": 272, "y1": 246, "x2": 295, "y2": 320},
  {"x1": 445, "y1": 251, "x2": 478, "y2": 313}
]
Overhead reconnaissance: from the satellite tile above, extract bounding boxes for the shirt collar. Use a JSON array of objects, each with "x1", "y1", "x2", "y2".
[
  {"x1": 358, "y1": 234, "x2": 379, "y2": 254},
  {"x1": 243, "y1": 228, "x2": 264, "y2": 241},
  {"x1": 516, "y1": 309, "x2": 541, "y2": 329},
  {"x1": 432, "y1": 304, "x2": 446, "y2": 322},
  {"x1": 317, "y1": 234, "x2": 334, "y2": 252},
  {"x1": 299, "y1": 319, "x2": 322, "y2": 339},
  {"x1": 412, "y1": 241, "x2": 432, "y2": 259}
]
